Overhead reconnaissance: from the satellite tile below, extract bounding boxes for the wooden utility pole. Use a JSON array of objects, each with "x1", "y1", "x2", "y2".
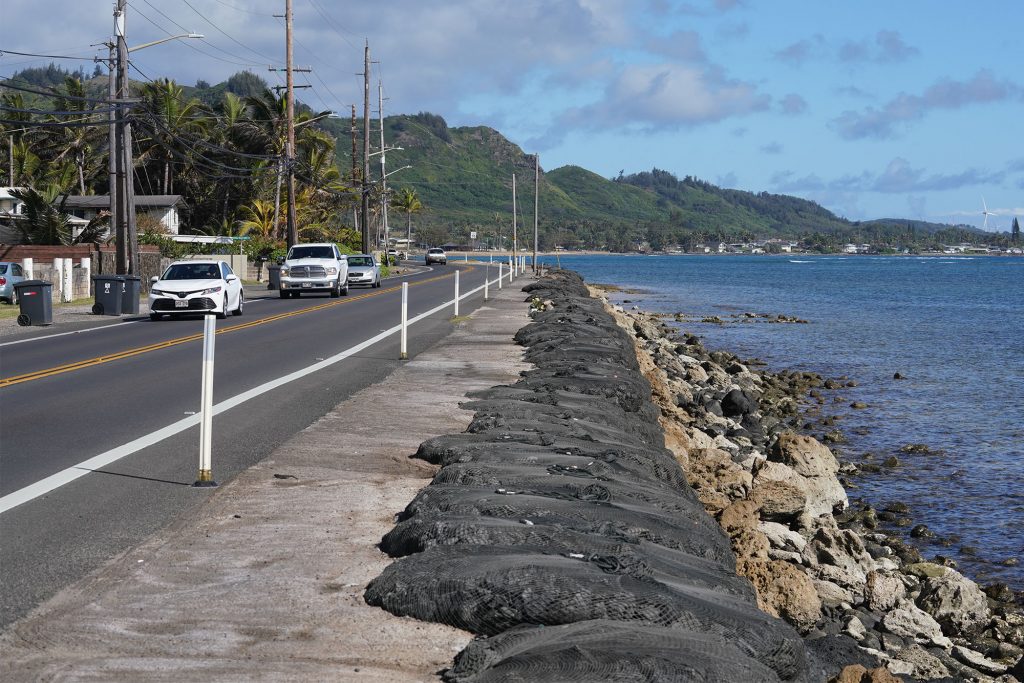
[
  {"x1": 284, "y1": 0, "x2": 298, "y2": 247},
  {"x1": 360, "y1": 41, "x2": 371, "y2": 254},
  {"x1": 512, "y1": 173, "x2": 517, "y2": 265},
  {"x1": 533, "y1": 153, "x2": 539, "y2": 273},
  {"x1": 378, "y1": 80, "x2": 390, "y2": 256},
  {"x1": 107, "y1": 41, "x2": 120, "y2": 273},
  {"x1": 115, "y1": 0, "x2": 138, "y2": 275},
  {"x1": 350, "y1": 104, "x2": 358, "y2": 183}
]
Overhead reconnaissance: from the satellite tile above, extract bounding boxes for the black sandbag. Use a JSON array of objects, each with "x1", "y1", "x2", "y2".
[
  {"x1": 466, "y1": 414, "x2": 658, "y2": 450},
  {"x1": 517, "y1": 368, "x2": 653, "y2": 415},
  {"x1": 365, "y1": 546, "x2": 807, "y2": 681},
  {"x1": 413, "y1": 433, "x2": 691, "y2": 492},
  {"x1": 444, "y1": 620, "x2": 783, "y2": 683},
  {"x1": 380, "y1": 516, "x2": 754, "y2": 600},
  {"x1": 396, "y1": 484, "x2": 732, "y2": 563},
  {"x1": 465, "y1": 386, "x2": 662, "y2": 428}
]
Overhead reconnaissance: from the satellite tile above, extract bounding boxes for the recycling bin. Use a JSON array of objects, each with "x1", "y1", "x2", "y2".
[
  {"x1": 13, "y1": 280, "x2": 53, "y2": 327},
  {"x1": 121, "y1": 275, "x2": 141, "y2": 314},
  {"x1": 92, "y1": 274, "x2": 125, "y2": 316},
  {"x1": 267, "y1": 264, "x2": 281, "y2": 290}
]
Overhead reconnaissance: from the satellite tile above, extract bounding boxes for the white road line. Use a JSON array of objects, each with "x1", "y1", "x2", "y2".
[{"x1": 0, "y1": 276, "x2": 499, "y2": 514}]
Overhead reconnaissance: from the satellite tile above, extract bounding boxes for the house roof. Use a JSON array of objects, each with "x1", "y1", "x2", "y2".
[{"x1": 63, "y1": 195, "x2": 186, "y2": 209}]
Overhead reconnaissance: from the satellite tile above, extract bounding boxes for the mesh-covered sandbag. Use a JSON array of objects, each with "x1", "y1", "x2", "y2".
[
  {"x1": 466, "y1": 414, "x2": 656, "y2": 451},
  {"x1": 397, "y1": 485, "x2": 732, "y2": 563},
  {"x1": 426, "y1": 462, "x2": 706, "y2": 518},
  {"x1": 380, "y1": 516, "x2": 752, "y2": 599},
  {"x1": 445, "y1": 620, "x2": 784, "y2": 683},
  {"x1": 414, "y1": 434, "x2": 691, "y2": 493},
  {"x1": 517, "y1": 369, "x2": 654, "y2": 415},
  {"x1": 521, "y1": 269, "x2": 589, "y2": 297},
  {"x1": 465, "y1": 387, "x2": 662, "y2": 429},
  {"x1": 364, "y1": 546, "x2": 807, "y2": 680}
]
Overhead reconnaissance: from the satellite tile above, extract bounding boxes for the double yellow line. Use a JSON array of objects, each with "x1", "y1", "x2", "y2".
[{"x1": 0, "y1": 268, "x2": 468, "y2": 388}]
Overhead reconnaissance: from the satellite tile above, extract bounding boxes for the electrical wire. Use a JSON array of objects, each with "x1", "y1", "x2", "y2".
[
  {"x1": 0, "y1": 79, "x2": 117, "y2": 106},
  {"x1": 0, "y1": 49, "x2": 99, "y2": 62},
  {"x1": 305, "y1": 0, "x2": 359, "y2": 51},
  {"x1": 178, "y1": 0, "x2": 280, "y2": 65}
]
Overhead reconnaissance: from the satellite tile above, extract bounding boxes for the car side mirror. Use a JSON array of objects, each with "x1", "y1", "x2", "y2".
[
  {"x1": 150, "y1": 276, "x2": 159, "y2": 284},
  {"x1": 226, "y1": 274, "x2": 238, "y2": 282},
  {"x1": 277, "y1": 257, "x2": 285, "y2": 265}
]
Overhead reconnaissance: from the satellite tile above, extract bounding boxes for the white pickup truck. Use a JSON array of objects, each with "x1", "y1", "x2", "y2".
[{"x1": 279, "y1": 243, "x2": 349, "y2": 298}]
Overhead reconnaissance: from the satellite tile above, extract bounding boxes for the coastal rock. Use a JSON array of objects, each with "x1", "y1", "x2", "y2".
[
  {"x1": 632, "y1": 317, "x2": 661, "y2": 341},
  {"x1": 721, "y1": 388, "x2": 758, "y2": 417},
  {"x1": 844, "y1": 615, "x2": 868, "y2": 641},
  {"x1": 737, "y1": 558, "x2": 822, "y2": 630},
  {"x1": 890, "y1": 644, "x2": 950, "y2": 679},
  {"x1": 759, "y1": 521, "x2": 807, "y2": 553},
  {"x1": 881, "y1": 600, "x2": 944, "y2": 643},
  {"x1": 812, "y1": 578, "x2": 856, "y2": 606},
  {"x1": 865, "y1": 570, "x2": 906, "y2": 612},
  {"x1": 915, "y1": 566, "x2": 991, "y2": 636},
  {"x1": 951, "y1": 645, "x2": 1008, "y2": 676},
  {"x1": 750, "y1": 477, "x2": 809, "y2": 522},
  {"x1": 810, "y1": 526, "x2": 873, "y2": 578},
  {"x1": 771, "y1": 432, "x2": 841, "y2": 478},
  {"x1": 828, "y1": 664, "x2": 903, "y2": 683}
]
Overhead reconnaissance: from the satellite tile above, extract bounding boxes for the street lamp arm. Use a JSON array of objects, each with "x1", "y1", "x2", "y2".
[
  {"x1": 368, "y1": 146, "x2": 403, "y2": 158},
  {"x1": 128, "y1": 33, "x2": 204, "y2": 53}
]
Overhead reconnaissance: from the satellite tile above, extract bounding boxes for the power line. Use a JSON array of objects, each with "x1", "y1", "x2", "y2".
[
  {"x1": 178, "y1": 0, "x2": 280, "y2": 65},
  {"x1": 304, "y1": 0, "x2": 359, "y2": 51},
  {"x1": 0, "y1": 49, "x2": 99, "y2": 62},
  {"x1": 0, "y1": 79, "x2": 118, "y2": 106}
]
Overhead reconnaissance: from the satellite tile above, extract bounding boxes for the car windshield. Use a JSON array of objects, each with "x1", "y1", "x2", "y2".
[
  {"x1": 429, "y1": 249, "x2": 444, "y2": 254},
  {"x1": 162, "y1": 263, "x2": 221, "y2": 280},
  {"x1": 347, "y1": 256, "x2": 373, "y2": 266},
  {"x1": 0, "y1": 264, "x2": 8, "y2": 274},
  {"x1": 289, "y1": 246, "x2": 334, "y2": 259}
]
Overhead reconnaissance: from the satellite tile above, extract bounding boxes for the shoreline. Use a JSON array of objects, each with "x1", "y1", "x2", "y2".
[{"x1": 593, "y1": 283, "x2": 1024, "y2": 680}]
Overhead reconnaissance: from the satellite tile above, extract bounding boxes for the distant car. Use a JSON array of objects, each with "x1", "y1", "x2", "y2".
[
  {"x1": 386, "y1": 248, "x2": 405, "y2": 265},
  {"x1": 425, "y1": 248, "x2": 447, "y2": 265},
  {"x1": 346, "y1": 254, "x2": 381, "y2": 288},
  {"x1": 148, "y1": 259, "x2": 244, "y2": 320},
  {"x1": 0, "y1": 261, "x2": 27, "y2": 304}
]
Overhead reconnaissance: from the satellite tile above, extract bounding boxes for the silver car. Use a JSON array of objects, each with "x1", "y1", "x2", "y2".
[
  {"x1": 346, "y1": 254, "x2": 381, "y2": 288},
  {"x1": 0, "y1": 261, "x2": 27, "y2": 303}
]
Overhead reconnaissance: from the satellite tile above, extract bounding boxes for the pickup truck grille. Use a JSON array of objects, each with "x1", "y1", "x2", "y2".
[{"x1": 289, "y1": 265, "x2": 326, "y2": 278}]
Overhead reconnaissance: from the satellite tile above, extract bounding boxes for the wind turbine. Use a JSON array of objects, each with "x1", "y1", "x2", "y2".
[{"x1": 982, "y1": 197, "x2": 996, "y2": 230}]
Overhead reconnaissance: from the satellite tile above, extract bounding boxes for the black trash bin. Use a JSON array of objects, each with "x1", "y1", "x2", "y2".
[
  {"x1": 267, "y1": 264, "x2": 281, "y2": 290},
  {"x1": 13, "y1": 280, "x2": 54, "y2": 326},
  {"x1": 92, "y1": 275, "x2": 125, "y2": 316},
  {"x1": 121, "y1": 275, "x2": 141, "y2": 314}
]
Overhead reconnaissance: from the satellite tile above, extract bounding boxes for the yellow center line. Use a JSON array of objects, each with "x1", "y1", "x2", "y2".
[{"x1": 0, "y1": 268, "x2": 471, "y2": 388}]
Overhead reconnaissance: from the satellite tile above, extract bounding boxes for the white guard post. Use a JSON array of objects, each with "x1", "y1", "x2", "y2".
[
  {"x1": 400, "y1": 281, "x2": 409, "y2": 360},
  {"x1": 484, "y1": 264, "x2": 489, "y2": 301},
  {"x1": 454, "y1": 269, "x2": 460, "y2": 317},
  {"x1": 52, "y1": 259, "x2": 64, "y2": 302},
  {"x1": 498, "y1": 263, "x2": 503, "y2": 289},
  {"x1": 80, "y1": 258, "x2": 92, "y2": 296},
  {"x1": 21, "y1": 257, "x2": 33, "y2": 280},
  {"x1": 194, "y1": 314, "x2": 218, "y2": 487},
  {"x1": 508, "y1": 255, "x2": 514, "y2": 282},
  {"x1": 61, "y1": 259, "x2": 74, "y2": 302}
]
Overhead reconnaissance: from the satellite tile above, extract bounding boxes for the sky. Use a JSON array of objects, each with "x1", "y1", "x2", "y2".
[{"x1": 2, "y1": 0, "x2": 1022, "y2": 230}]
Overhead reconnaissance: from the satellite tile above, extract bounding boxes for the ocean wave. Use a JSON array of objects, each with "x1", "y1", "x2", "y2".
[{"x1": 788, "y1": 260, "x2": 812, "y2": 263}]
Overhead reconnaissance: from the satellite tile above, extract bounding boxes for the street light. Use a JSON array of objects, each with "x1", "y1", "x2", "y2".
[{"x1": 128, "y1": 33, "x2": 204, "y2": 53}]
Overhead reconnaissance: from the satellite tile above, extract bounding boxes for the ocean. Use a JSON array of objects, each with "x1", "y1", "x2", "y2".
[{"x1": 547, "y1": 253, "x2": 1024, "y2": 591}]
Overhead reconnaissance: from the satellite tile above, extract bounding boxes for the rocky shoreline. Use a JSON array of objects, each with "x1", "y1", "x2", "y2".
[{"x1": 598, "y1": 284, "x2": 1024, "y2": 681}]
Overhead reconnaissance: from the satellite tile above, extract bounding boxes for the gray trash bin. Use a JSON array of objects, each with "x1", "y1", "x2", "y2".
[
  {"x1": 92, "y1": 275, "x2": 125, "y2": 316},
  {"x1": 13, "y1": 280, "x2": 53, "y2": 326},
  {"x1": 121, "y1": 275, "x2": 141, "y2": 314},
  {"x1": 267, "y1": 264, "x2": 281, "y2": 290}
]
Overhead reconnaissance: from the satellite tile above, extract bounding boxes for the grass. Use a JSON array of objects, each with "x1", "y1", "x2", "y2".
[{"x1": 0, "y1": 296, "x2": 95, "y2": 320}]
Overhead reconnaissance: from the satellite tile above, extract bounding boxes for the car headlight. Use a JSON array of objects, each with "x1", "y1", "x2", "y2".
[
  {"x1": 200, "y1": 286, "x2": 223, "y2": 295},
  {"x1": 280, "y1": 267, "x2": 289, "y2": 276},
  {"x1": 151, "y1": 288, "x2": 167, "y2": 296},
  {"x1": 325, "y1": 267, "x2": 338, "y2": 276}
]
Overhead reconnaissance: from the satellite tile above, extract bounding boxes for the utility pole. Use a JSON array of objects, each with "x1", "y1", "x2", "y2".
[
  {"x1": 361, "y1": 41, "x2": 371, "y2": 254},
  {"x1": 284, "y1": 0, "x2": 298, "y2": 247},
  {"x1": 7, "y1": 135, "x2": 13, "y2": 186},
  {"x1": 533, "y1": 153, "x2": 539, "y2": 273},
  {"x1": 511, "y1": 173, "x2": 517, "y2": 265},
  {"x1": 350, "y1": 104, "x2": 358, "y2": 184},
  {"x1": 107, "y1": 42, "x2": 119, "y2": 272},
  {"x1": 378, "y1": 80, "x2": 389, "y2": 257},
  {"x1": 115, "y1": 0, "x2": 138, "y2": 275}
]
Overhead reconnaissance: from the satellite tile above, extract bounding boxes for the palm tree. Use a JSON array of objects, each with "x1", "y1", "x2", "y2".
[
  {"x1": 10, "y1": 187, "x2": 107, "y2": 245},
  {"x1": 392, "y1": 187, "x2": 422, "y2": 250},
  {"x1": 136, "y1": 79, "x2": 210, "y2": 194}
]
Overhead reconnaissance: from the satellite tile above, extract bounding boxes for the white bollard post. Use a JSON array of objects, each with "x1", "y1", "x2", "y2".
[
  {"x1": 22, "y1": 257, "x2": 33, "y2": 280},
  {"x1": 484, "y1": 265, "x2": 489, "y2": 301},
  {"x1": 61, "y1": 259, "x2": 74, "y2": 302},
  {"x1": 454, "y1": 269, "x2": 460, "y2": 317},
  {"x1": 509, "y1": 255, "x2": 514, "y2": 283},
  {"x1": 52, "y1": 259, "x2": 66, "y2": 302},
  {"x1": 80, "y1": 258, "x2": 92, "y2": 297},
  {"x1": 498, "y1": 263, "x2": 503, "y2": 289},
  {"x1": 400, "y1": 281, "x2": 409, "y2": 360},
  {"x1": 194, "y1": 314, "x2": 218, "y2": 487}
]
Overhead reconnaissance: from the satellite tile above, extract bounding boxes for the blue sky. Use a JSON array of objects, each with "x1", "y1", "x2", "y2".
[{"x1": 3, "y1": 0, "x2": 1022, "y2": 230}]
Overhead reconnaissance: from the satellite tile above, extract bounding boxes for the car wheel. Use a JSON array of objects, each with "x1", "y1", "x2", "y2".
[
  {"x1": 330, "y1": 279, "x2": 341, "y2": 298},
  {"x1": 233, "y1": 291, "x2": 244, "y2": 316},
  {"x1": 149, "y1": 312, "x2": 161, "y2": 321},
  {"x1": 216, "y1": 296, "x2": 228, "y2": 319},
  {"x1": 342, "y1": 279, "x2": 349, "y2": 296}
]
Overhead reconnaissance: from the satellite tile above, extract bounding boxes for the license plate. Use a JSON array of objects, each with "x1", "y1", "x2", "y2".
[
  {"x1": 174, "y1": 299, "x2": 188, "y2": 308},
  {"x1": 302, "y1": 282, "x2": 312, "y2": 288}
]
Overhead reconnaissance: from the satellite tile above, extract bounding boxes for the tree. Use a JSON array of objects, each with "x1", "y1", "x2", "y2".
[
  {"x1": 392, "y1": 187, "x2": 422, "y2": 248},
  {"x1": 1013, "y1": 217, "x2": 1021, "y2": 244},
  {"x1": 10, "y1": 187, "x2": 107, "y2": 245}
]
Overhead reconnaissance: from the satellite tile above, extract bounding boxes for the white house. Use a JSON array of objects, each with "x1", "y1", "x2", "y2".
[{"x1": 63, "y1": 195, "x2": 185, "y2": 234}]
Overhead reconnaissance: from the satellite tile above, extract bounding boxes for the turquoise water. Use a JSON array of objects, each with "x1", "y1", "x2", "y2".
[{"x1": 549, "y1": 253, "x2": 1024, "y2": 590}]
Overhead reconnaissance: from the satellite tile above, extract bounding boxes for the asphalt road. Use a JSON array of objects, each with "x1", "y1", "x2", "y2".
[{"x1": 0, "y1": 261, "x2": 507, "y2": 628}]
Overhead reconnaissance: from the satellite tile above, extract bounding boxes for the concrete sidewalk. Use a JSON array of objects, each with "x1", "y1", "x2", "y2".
[{"x1": 0, "y1": 284, "x2": 532, "y2": 681}]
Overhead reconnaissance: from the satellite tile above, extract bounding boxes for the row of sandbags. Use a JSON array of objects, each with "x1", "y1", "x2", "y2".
[{"x1": 365, "y1": 270, "x2": 819, "y2": 682}]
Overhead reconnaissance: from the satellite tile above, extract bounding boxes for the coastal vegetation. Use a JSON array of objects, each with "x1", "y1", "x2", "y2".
[{"x1": 2, "y1": 65, "x2": 1018, "y2": 256}]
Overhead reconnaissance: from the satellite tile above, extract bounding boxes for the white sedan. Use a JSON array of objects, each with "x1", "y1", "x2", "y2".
[
  {"x1": 346, "y1": 254, "x2": 381, "y2": 288},
  {"x1": 148, "y1": 259, "x2": 244, "y2": 321}
]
